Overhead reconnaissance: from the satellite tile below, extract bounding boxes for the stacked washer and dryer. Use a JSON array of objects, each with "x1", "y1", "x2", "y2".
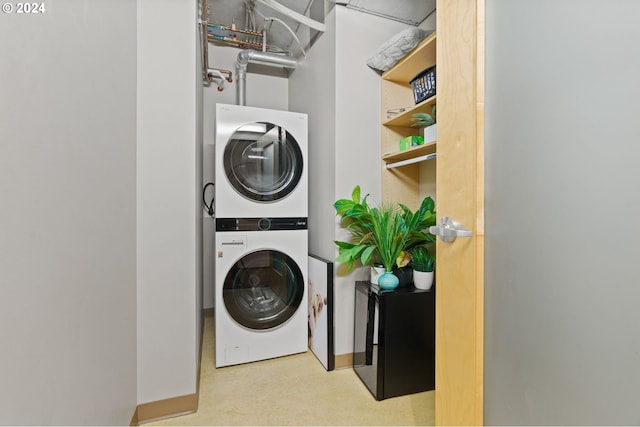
[{"x1": 214, "y1": 104, "x2": 309, "y2": 367}]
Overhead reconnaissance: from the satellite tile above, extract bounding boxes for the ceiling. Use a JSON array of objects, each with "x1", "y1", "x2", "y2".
[
  {"x1": 337, "y1": 0, "x2": 436, "y2": 26},
  {"x1": 206, "y1": 0, "x2": 436, "y2": 57}
]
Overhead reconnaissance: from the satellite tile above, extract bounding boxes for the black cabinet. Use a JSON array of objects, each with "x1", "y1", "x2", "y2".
[{"x1": 353, "y1": 281, "x2": 435, "y2": 400}]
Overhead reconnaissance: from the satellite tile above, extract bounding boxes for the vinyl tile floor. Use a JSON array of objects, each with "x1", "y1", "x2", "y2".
[{"x1": 145, "y1": 316, "x2": 435, "y2": 426}]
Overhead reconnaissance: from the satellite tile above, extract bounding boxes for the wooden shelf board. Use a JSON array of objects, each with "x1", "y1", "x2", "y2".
[
  {"x1": 383, "y1": 141, "x2": 437, "y2": 163},
  {"x1": 382, "y1": 32, "x2": 437, "y2": 83},
  {"x1": 383, "y1": 95, "x2": 436, "y2": 127}
]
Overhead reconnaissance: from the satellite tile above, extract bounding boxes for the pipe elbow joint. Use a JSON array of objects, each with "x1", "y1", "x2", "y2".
[{"x1": 237, "y1": 50, "x2": 251, "y2": 66}]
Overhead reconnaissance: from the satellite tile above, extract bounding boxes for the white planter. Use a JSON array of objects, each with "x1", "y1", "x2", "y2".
[
  {"x1": 422, "y1": 123, "x2": 437, "y2": 143},
  {"x1": 370, "y1": 265, "x2": 385, "y2": 284},
  {"x1": 413, "y1": 270, "x2": 434, "y2": 290}
]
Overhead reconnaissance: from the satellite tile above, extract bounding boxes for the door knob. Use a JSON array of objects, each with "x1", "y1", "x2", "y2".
[{"x1": 429, "y1": 216, "x2": 473, "y2": 243}]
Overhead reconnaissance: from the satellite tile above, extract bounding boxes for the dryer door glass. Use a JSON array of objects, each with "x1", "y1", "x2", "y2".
[
  {"x1": 223, "y1": 249, "x2": 304, "y2": 330},
  {"x1": 224, "y1": 122, "x2": 303, "y2": 202}
]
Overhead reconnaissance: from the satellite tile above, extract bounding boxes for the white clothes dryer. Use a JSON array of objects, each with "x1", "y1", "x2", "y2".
[
  {"x1": 215, "y1": 217, "x2": 308, "y2": 367},
  {"x1": 215, "y1": 104, "x2": 308, "y2": 218}
]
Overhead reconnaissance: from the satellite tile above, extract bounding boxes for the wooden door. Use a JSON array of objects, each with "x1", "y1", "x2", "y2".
[{"x1": 435, "y1": 0, "x2": 484, "y2": 425}]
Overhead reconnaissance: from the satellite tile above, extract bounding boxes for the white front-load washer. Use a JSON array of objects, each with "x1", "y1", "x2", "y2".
[
  {"x1": 215, "y1": 103, "x2": 308, "y2": 218},
  {"x1": 215, "y1": 217, "x2": 308, "y2": 367}
]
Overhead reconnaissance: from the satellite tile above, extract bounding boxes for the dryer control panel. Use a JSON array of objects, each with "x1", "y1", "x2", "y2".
[{"x1": 216, "y1": 217, "x2": 307, "y2": 231}]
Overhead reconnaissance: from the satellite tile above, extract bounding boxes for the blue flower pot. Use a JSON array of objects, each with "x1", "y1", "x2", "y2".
[{"x1": 378, "y1": 272, "x2": 399, "y2": 290}]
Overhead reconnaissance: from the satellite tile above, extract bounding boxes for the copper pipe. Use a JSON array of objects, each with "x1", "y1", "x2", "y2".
[
  {"x1": 208, "y1": 35, "x2": 269, "y2": 51},
  {"x1": 207, "y1": 69, "x2": 226, "y2": 91},
  {"x1": 201, "y1": 0, "x2": 210, "y2": 85},
  {"x1": 209, "y1": 24, "x2": 264, "y2": 38},
  {"x1": 209, "y1": 68, "x2": 233, "y2": 82}
]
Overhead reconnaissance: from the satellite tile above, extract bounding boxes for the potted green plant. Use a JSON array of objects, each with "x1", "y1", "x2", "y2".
[
  {"x1": 334, "y1": 186, "x2": 436, "y2": 290},
  {"x1": 370, "y1": 264, "x2": 386, "y2": 285},
  {"x1": 398, "y1": 195, "x2": 436, "y2": 250},
  {"x1": 333, "y1": 185, "x2": 376, "y2": 272},
  {"x1": 392, "y1": 196, "x2": 437, "y2": 286},
  {"x1": 411, "y1": 246, "x2": 435, "y2": 290},
  {"x1": 393, "y1": 250, "x2": 414, "y2": 288},
  {"x1": 334, "y1": 186, "x2": 408, "y2": 289},
  {"x1": 366, "y1": 203, "x2": 408, "y2": 289},
  {"x1": 411, "y1": 105, "x2": 437, "y2": 143}
]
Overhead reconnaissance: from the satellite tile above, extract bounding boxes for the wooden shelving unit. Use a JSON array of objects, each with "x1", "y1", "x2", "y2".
[
  {"x1": 383, "y1": 95, "x2": 437, "y2": 127},
  {"x1": 383, "y1": 141, "x2": 436, "y2": 163},
  {"x1": 383, "y1": 32, "x2": 437, "y2": 83},
  {"x1": 380, "y1": 32, "x2": 437, "y2": 209}
]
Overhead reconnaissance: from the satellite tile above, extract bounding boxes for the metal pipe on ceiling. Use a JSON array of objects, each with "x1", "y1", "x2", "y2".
[
  {"x1": 257, "y1": 0, "x2": 325, "y2": 32},
  {"x1": 236, "y1": 50, "x2": 297, "y2": 106}
]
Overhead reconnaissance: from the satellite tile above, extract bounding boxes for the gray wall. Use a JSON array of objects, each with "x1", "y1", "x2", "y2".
[
  {"x1": 484, "y1": 0, "x2": 640, "y2": 424},
  {"x1": 0, "y1": 1, "x2": 137, "y2": 424},
  {"x1": 136, "y1": 0, "x2": 200, "y2": 404}
]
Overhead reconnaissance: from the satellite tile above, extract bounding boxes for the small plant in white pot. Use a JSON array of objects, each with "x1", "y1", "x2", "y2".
[
  {"x1": 411, "y1": 246, "x2": 435, "y2": 290},
  {"x1": 411, "y1": 105, "x2": 437, "y2": 144},
  {"x1": 370, "y1": 263, "x2": 385, "y2": 284}
]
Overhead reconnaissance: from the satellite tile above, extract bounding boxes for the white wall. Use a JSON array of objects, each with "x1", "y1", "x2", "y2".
[
  {"x1": 137, "y1": 0, "x2": 199, "y2": 404},
  {"x1": 290, "y1": 6, "x2": 410, "y2": 357},
  {"x1": 0, "y1": 1, "x2": 137, "y2": 424},
  {"x1": 202, "y1": 44, "x2": 289, "y2": 309}
]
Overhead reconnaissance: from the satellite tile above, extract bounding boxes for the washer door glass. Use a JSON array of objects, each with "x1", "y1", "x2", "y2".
[
  {"x1": 223, "y1": 250, "x2": 304, "y2": 330},
  {"x1": 224, "y1": 121, "x2": 303, "y2": 202}
]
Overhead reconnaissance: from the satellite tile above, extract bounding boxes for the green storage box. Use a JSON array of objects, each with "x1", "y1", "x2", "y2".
[{"x1": 399, "y1": 135, "x2": 424, "y2": 151}]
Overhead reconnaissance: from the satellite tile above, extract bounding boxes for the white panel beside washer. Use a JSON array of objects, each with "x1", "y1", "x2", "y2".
[
  {"x1": 215, "y1": 228, "x2": 308, "y2": 367},
  {"x1": 215, "y1": 104, "x2": 308, "y2": 218}
]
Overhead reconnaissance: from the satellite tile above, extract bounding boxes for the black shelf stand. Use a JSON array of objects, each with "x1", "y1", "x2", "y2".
[{"x1": 353, "y1": 281, "x2": 436, "y2": 400}]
